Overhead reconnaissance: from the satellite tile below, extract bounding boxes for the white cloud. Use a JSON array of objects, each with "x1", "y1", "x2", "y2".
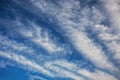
[
  {"x1": 94, "y1": 24, "x2": 120, "y2": 61},
  {"x1": 63, "y1": 27, "x2": 114, "y2": 69},
  {"x1": 45, "y1": 59, "x2": 117, "y2": 80},
  {"x1": 48, "y1": 1, "x2": 120, "y2": 78},
  {"x1": 51, "y1": 59, "x2": 77, "y2": 70},
  {"x1": 45, "y1": 61, "x2": 84, "y2": 80},
  {"x1": 0, "y1": 51, "x2": 84, "y2": 80},
  {"x1": 108, "y1": 41, "x2": 120, "y2": 60},
  {"x1": 19, "y1": 22, "x2": 67, "y2": 54},
  {"x1": 27, "y1": 0, "x2": 115, "y2": 70},
  {"x1": 1, "y1": 0, "x2": 119, "y2": 79},
  {"x1": 101, "y1": 0, "x2": 120, "y2": 32},
  {"x1": 0, "y1": 35, "x2": 34, "y2": 54},
  {"x1": 0, "y1": 50, "x2": 116, "y2": 80},
  {"x1": 0, "y1": 51, "x2": 54, "y2": 77},
  {"x1": 53, "y1": 2, "x2": 114, "y2": 69},
  {"x1": 78, "y1": 69, "x2": 117, "y2": 80},
  {"x1": 29, "y1": 0, "x2": 59, "y2": 16},
  {"x1": 29, "y1": 75, "x2": 47, "y2": 80}
]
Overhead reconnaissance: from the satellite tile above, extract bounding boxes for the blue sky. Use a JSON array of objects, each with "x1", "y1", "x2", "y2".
[{"x1": 0, "y1": 0, "x2": 120, "y2": 80}]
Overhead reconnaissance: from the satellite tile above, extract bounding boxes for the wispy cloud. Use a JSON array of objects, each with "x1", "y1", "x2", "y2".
[
  {"x1": 60, "y1": 27, "x2": 114, "y2": 69},
  {"x1": 0, "y1": 35, "x2": 34, "y2": 54},
  {"x1": 19, "y1": 21, "x2": 70, "y2": 55},
  {"x1": 101, "y1": 0, "x2": 120, "y2": 32},
  {"x1": 94, "y1": 24, "x2": 120, "y2": 62},
  {"x1": 29, "y1": 75, "x2": 47, "y2": 80},
  {"x1": 45, "y1": 59, "x2": 117, "y2": 80},
  {"x1": 45, "y1": 61, "x2": 84, "y2": 80},
  {"x1": 0, "y1": 0, "x2": 120, "y2": 80},
  {"x1": 96, "y1": 0, "x2": 120, "y2": 63},
  {"x1": 52, "y1": 1, "x2": 114, "y2": 69},
  {"x1": 0, "y1": 51, "x2": 54, "y2": 77},
  {"x1": 78, "y1": 69, "x2": 117, "y2": 80}
]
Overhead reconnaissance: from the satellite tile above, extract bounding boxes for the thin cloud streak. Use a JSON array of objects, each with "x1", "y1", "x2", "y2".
[
  {"x1": 0, "y1": 51, "x2": 54, "y2": 77},
  {"x1": 19, "y1": 22, "x2": 68, "y2": 55},
  {"x1": 29, "y1": 0, "x2": 117, "y2": 73},
  {"x1": 54, "y1": 2, "x2": 114, "y2": 69},
  {"x1": 0, "y1": 0, "x2": 120, "y2": 80},
  {"x1": 45, "y1": 60, "x2": 117, "y2": 80},
  {"x1": 94, "y1": 24, "x2": 120, "y2": 62}
]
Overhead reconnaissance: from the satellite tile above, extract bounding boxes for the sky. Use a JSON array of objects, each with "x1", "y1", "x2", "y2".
[{"x1": 0, "y1": 0, "x2": 120, "y2": 80}]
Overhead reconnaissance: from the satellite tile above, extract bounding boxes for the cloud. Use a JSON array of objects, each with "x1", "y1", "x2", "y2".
[
  {"x1": 16, "y1": 0, "x2": 118, "y2": 75},
  {"x1": 45, "y1": 61, "x2": 84, "y2": 80},
  {"x1": 19, "y1": 22, "x2": 69, "y2": 55},
  {"x1": 0, "y1": 0, "x2": 120, "y2": 80},
  {"x1": 0, "y1": 35, "x2": 34, "y2": 54},
  {"x1": 97, "y1": 0, "x2": 120, "y2": 62},
  {"x1": 78, "y1": 69, "x2": 117, "y2": 80},
  {"x1": 101, "y1": 0, "x2": 120, "y2": 32},
  {"x1": 0, "y1": 60, "x2": 14, "y2": 68},
  {"x1": 52, "y1": 1, "x2": 114, "y2": 69},
  {"x1": 61, "y1": 27, "x2": 114, "y2": 69},
  {"x1": 45, "y1": 59, "x2": 117, "y2": 80},
  {"x1": 29, "y1": 75, "x2": 47, "y2": 80},
  {"x1": 0, "y1": 51, "x2": 54, "y2": 77},
  {"x1": 94, "y1": 24, "x2": 120, "y2": 62},
  {"x1": 0, "y1": 50, "x2": 118, "y2": 80}
]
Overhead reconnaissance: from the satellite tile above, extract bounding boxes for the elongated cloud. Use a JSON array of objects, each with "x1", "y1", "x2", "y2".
[
  {"x1": 19, "y1": 22, "x2": 69, "y2": 55},
  {"x1": 0, "y1": 50, "x2": 118, "y2": 80},
  {"x1": 0, "y1": 51, "x2": 54, "y2": 77},
  {"x1": 0, "y1": 51, "x2": 85, "y2": 80},
  {"x1": 97, "y1": 0, "x2": 120, "y2": 63},
  {"x1": 45, "y1": 61, "x2": 84, "y2": 80},
  {"x1": 0, "y1": 0, "x2": 120, "y2": 80},
  {"x1": 59, "y1": 27, "x2": 113, "y2": 69},
  {"x1": 45, "y1": 60, "x2": 117, "y2": 80},
  {"x1": 53, "y1": 1, "x2": 114, "y2": 69},
  {"x1": 31, "y1": 0, "x2": 114, "y2": 69},
  {"x1": 94, "y1": 24, "x2": 120, "y2": 61},
  {"x1": 29, "y1": 75, "x2": 47, "y2": 80},
  {"x1": 78, "y1": 69, "x2": 117, "y2": 80},
  {"x1": 0, "y1": 35, "x2": 34, "y2": 54}
]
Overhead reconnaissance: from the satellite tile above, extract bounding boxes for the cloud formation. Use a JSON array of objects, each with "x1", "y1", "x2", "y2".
[{"x1": 0, "y1": 0, "x2": 120, "y2": 80}]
